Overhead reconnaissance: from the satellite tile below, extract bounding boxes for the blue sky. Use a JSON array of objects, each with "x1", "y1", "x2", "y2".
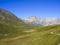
[{"x1": 0, "y1": 0, "x2": 60, "y2": 18}]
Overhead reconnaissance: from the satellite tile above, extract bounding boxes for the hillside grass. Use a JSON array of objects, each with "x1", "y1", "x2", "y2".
[
  {"x1": 0, "y1": 22, "x2": 32, "y2": 40},
  {"x1": 0, "y1": 24, "x2": 60, "y2": 45}
]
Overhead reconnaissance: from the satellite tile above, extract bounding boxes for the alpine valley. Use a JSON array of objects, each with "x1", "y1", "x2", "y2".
[{"x1": 0, "y1": 9, "x2": 60, "y2": 45}]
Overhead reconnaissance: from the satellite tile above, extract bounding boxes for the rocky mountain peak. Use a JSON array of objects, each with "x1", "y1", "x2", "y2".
[
  {"x1": 28, "y1": 16, "x2": 38, "y2": 19},
  {"x1": 23, "y1": 16, "x2": 60, "y2": 26}
]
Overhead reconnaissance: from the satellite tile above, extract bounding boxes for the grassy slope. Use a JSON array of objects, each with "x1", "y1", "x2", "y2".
[
  {"x1": 0, "y1": 24, "x2": 60, "y2": 45},
  {"x1": 0, "y1": 9, "x2": 34, "y2": 40},
  {"x1": 0, "y1": 19, "x2": 34, "y2": 39}
]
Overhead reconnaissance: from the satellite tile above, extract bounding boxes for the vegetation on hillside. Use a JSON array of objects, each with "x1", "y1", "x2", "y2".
[
  {"x1": 0, "y1": 24, "x2": 60, "y2": 45},
  {"x1": 0, "y1": 9, "x2": 60, "y2": 45},
  {"x1": 0, "y1": 9, "x2": 34, "y2": 40}
]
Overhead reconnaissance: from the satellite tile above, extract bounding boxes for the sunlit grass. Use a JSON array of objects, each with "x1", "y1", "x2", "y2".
[{"x1": 0, "y1": 24, "x2": 60, "y2": 45}]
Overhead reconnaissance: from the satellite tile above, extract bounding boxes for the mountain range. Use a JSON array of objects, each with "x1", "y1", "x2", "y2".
[
  {"x1": 0, "y1": 8, "x2": 60, "y2": 45},
  {"x1": 23, "y1": 16, "x2": 60, "y2": 26}
]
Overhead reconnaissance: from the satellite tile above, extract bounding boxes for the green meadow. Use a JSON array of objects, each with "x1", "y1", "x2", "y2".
[{"x1": 0, "y1": 24, "x2": 60, "y2": 45}]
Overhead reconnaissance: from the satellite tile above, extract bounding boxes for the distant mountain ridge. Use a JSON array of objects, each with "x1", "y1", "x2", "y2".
[{"x1": 23, "y1": 16, "x2": 60, "y2": 26}]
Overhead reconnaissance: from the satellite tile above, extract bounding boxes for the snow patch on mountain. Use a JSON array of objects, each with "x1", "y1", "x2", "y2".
[{"x1": 23, "y1": 16, "x2": 60, "y2": 26}]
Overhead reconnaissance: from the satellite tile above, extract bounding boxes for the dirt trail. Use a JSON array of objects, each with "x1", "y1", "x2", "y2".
[{"x1": 23, "y1": 29, "x2": 35, "y2": 32}]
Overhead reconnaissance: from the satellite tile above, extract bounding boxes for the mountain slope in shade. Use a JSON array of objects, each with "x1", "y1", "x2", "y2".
[
  {"x1": 0, "y1": 9, "x2": 32, "y2": 39},
  {"x1": 23, "y1": 16, "x2": 60, "y2": 26},
  {"x1": 0, "y1": 8, "x2": 25, "y2": 26}
]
